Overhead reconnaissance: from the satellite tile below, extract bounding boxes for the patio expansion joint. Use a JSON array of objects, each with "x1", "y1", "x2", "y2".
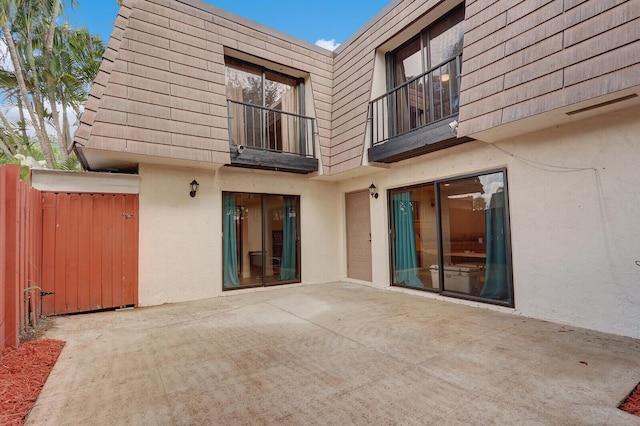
[{"x1": 262, "y1": 300, "x2": 425, "y2": 368}]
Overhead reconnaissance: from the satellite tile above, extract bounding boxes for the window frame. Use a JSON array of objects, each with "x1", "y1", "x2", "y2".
[
  {"x1": 387, "y1": 168, "x2": 515, "y2": 308},
  {"x1": 225, "y1": 56, "x2": 305, "y2": 115},
  {"x1": 386, "y1": 5, "x2": 465, "y2": 91}
]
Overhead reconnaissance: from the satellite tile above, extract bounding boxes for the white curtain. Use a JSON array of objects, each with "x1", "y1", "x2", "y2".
[
  {"x1": 226, "y1": 83, "x2": 246, "y2": 147},
  {"x1": 280, "y1": 87, "x2": 298, "y2": 153}
]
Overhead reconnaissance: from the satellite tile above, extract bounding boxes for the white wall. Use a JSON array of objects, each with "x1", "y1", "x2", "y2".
[
  {"x1": 138, "y1": 106, "x2": 640, "y2": 338},
  {"x1": 339, "y1": 105, "x2": 640, "y2": 339},
  {"x1": 138, "y1": 164, "x2": 341, "y2": 306},
  {"x1": 506, "y1": 106, "x2": 640, "y2": 339},
  {"x1": 138, "y1": 164, "x2": 219, "y2": 306}
]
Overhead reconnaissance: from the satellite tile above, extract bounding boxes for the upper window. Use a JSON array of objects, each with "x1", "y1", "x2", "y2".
[
  {"x1": 226, "y1": 57, "x2": 299, "y2": 113},
  {"x1": 391, "y1": 6, "x2": 465, "y2": 88},
  {"x1": 226, "y1": 57, "x2": 308, "y2": 155}
]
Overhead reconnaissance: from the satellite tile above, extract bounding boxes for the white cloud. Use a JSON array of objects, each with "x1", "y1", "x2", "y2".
[
  {"x1": 3, "y1": 102, "x2": 81, "y2": 142},
  {"x1": 315, "y1": 38, "x2": 340, "y2": 51},
  {"x1": 0, "y1": 39, "x2": 14, "y2": 71}
]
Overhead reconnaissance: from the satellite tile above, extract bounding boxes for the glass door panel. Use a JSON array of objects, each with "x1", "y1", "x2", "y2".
[
  {"x1": 438, "y1": 171, "x2": 511, "y2": 303},
  {"x1": 413, "y1": 186, "x2": 439, "y2": 288},
  {"x1": 390, "y1": 186, "x2": 438, "y2": 289},
  {"x1": 264, "y1": 195, "x2": 299, "y2": 284},
  {"x1": 438, "y1": 177, "x2": 486, "y2": 296},
  {"x1": 264, "y1": 195, "x2": 283, "y2": 284},
  {"x1": 222, "y1": 193, "x2": 264, "y2": 289}
]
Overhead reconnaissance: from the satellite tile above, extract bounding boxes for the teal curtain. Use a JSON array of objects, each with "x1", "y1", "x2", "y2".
[
  {"x1": 480, "y1": 189, "x2": 511, "y2": 303},
  {"x1": 279, "y1": 196, "x2": 297, "y2": 281},
  {"x1": 393, "y1": 192, "x2": 424, "y2": 288},
  {"x1": 223, "y1": 193, "x2": 239, "y2": 288}
]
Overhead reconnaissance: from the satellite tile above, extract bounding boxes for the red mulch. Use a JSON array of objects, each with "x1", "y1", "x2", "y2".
[
  {"x1": 620, "y1": 382, "x2": 640, "y2": 417},
  {"x1": 0, "y1": 339, "x2": 65, "y2": 426}
]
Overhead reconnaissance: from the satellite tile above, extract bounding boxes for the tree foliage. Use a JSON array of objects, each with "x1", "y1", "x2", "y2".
[{"x1": 0, "y1": 0, "x2": 104, "y2": 170}]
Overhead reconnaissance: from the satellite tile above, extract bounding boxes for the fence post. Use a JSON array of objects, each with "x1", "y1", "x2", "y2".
[
  {"x1": 1, "y1": 165, "x2": 21, "y2": 351},
  {"x1": 0, "y1": 166, "x2": 6, "y2": 353},
  {"x1": 29, "y1": 186, "x2": 42, "y2": 328}
]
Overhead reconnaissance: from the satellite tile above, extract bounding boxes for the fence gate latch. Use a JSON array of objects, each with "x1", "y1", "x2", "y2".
[{"x1": 122, "y1": 213, "x2": 133, "y2": 219}]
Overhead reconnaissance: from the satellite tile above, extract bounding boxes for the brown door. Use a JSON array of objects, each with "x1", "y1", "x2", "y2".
[
  {"x1": 345, "y1": 190, "x2": 372, "y2": 281},
  {"x1": 41, "y1": 193, "x2": 138, "y2": 315}
]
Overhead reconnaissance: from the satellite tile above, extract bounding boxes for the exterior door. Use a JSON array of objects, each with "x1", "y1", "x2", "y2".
[
  {"x1": 223, "y1": 192, "x2": 300, "y2": 290},
  {"x1": 41, "y1": 193, "x2": 138, "y2": 315},
  {"x1": 346, "y1": 190, "x2": 372, "y2": 281}
]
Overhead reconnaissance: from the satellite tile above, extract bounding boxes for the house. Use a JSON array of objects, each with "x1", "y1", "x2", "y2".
[{"x1": 69, "y1": 0, "x2": 640, "y2": 339}]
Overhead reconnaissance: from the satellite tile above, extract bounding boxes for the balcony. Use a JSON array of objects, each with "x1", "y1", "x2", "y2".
[
  {"x1": 227, "y1": 100, "x2": 318, "y2": 174},
  {"x1": 368, "y1": 54, "x2": 471, "y2": 163}
]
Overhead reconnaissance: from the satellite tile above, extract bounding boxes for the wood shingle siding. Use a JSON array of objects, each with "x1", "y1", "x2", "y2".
[
  {"x1": 76, "y1": 0, "x2": 640, "y2": 174},
  {"x1": 76, "y1": 0, "x2": 333, "y2": 170},
  {"x1": 458, "y1": 0, "x2": 640, "y2": 138}
]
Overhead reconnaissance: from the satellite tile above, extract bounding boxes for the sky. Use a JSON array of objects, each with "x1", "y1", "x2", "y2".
[{"x1": 64, "y1": 0, "x2": 392, "y2": 51}]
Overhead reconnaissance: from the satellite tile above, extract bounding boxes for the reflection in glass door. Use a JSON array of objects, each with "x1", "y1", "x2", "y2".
[
  {"x1": 223, "y1": 192, "x2": 300, "y2": 290},
  {"x1": 390, "y1": 186, "x2": 438, "y2": 288},
  {"x1": 438, "y1": 172, "x2": 511, "y2": 303},
  {"x1": 388, "y1": 170, "x2": 513, "y2": 307}
]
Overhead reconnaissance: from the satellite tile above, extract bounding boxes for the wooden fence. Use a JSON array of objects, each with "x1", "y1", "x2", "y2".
[{"x1": 0, "y1": 164, "x2": 42, "y2": 355}]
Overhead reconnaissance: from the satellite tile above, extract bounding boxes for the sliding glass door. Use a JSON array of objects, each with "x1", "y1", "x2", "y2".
[
  {"x1": 223, "y1": 192, "x2": 300, "y2": 290},
  {"x1": 389, "y1": 169, "x2": 513, "y2": 306}
]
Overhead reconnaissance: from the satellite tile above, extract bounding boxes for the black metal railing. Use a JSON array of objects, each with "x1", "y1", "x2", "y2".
[
  {"x1": 227, "y1": 100, "x2": 316, "y2": 158},
  {"x1": 370, "y1": 54, "x2": 462, "y2": 147}
]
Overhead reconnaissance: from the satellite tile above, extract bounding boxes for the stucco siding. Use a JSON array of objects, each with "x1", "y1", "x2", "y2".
[
  {"x1": 338, "y1": 105, "x2": 640, "y2": 339},
  {"x1": 137, "y1": 164, "x2": 341, "y2": 306}
]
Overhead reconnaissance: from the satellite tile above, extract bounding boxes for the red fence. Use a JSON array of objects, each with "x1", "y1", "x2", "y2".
[
  {"x1": 0, "y1": 165, "x2": 42, "y2": 355},
  {"x1": 41, "y1": 192, "x2": 138, "y2": 315}
]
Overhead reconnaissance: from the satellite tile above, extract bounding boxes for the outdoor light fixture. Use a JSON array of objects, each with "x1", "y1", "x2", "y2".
[
  {"x1": 369, "y1": 183, "x2": 379, "y2": 199},
  {"x1": 190, "y1": 179, "x2": 199, "y2": 198},
  {"x1": 448, "y1": 120, "x2": 459, "y2": 136}
]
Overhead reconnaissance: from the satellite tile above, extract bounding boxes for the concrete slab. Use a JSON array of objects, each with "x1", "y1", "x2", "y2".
[{"x1": 26, "y1": 282, "x2": 640, "y2": 425}]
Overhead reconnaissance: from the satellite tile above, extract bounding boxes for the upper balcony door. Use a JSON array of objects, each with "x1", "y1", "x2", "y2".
[
  {"x1": 225, "y1": 57, "x2": 318, "y2": 173},
  {"x1": 368, "y1": 5, "x2": 468, "y2": 163},
  {"x1": 389, "y1": 5, "x2": 464, "y2": 135},
  {"x1": 389, "y1": 8, "x2": 464, "y2": 134}
]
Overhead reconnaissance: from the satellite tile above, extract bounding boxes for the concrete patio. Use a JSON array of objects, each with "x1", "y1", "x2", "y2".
[{"x1": 27, "y1": 282, "x2": 640, "y2": 425}]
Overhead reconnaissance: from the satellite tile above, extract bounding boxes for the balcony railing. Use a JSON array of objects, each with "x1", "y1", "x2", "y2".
[
  {"x1": 369, "y1": 54, "x2": 462, "y2": 147},
  {"x1": 227, "y1": 100, "x2": 316, "y2": 158}
]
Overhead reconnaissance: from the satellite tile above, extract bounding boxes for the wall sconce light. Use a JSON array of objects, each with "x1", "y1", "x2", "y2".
[
  {"x1": 369, "y1": 183, "x2": 378, "y2": 199},
  {"x1": 190, "y1": 179, "x2": 199, "y2": 198}
]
